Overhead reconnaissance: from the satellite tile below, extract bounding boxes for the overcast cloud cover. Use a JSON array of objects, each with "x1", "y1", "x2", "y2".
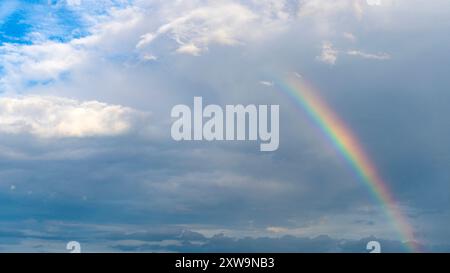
[{"x1": 0, "y1": 0, "x2": 450, "y2": 252}]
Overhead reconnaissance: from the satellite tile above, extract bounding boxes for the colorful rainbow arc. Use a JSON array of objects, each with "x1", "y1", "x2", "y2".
[{"x1": 278, "y1": 76, "x2": 419, "y2": 252}]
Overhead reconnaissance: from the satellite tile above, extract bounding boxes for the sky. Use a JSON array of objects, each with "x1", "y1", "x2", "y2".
[{"x1": 0, "y1": 0, "x2": 450, "y2": 252}]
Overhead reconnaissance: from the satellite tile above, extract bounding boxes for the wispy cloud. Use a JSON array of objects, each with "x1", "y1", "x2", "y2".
[
  {"x1": 136, "y1": 1, "x2": 290, "y2": 56},
  {"x1": 259, "y1": 80, "x2": 274, "y2": 87},
  {"x1": 347, "y1": 50, "x2": 391, "y2": 60}
]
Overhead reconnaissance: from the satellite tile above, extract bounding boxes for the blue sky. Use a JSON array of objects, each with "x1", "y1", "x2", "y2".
[{"x1": 0, "y1": 0, "x2": 450, "y2": 252}]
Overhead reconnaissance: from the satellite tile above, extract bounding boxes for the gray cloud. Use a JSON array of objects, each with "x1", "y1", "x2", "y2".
[{"x1": 0, "y1": 0, "x2": 449, "y2": 252}]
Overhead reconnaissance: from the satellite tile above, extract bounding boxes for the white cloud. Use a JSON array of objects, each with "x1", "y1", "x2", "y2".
[
  {"x1": 347, "y1": 50, "x2": 391, "y2": 60},
  {"x1": 315, "y1": 43, "x2": 390, "y2": 65},
  {"x1": 136, "y1": 1, "x2": 290, "y2": 56},
  {"x1": 266, "y1": 226, "x2": 288, "y2": 233},
  {"x1": 317, "y1": 42, "x2": 338, "y2": 65},
  {"x1": 0, "y1": 2, "x2": 292, "y2": 91},
  {"x1": 343, "y1": 32, "x2": 357, "y2": 42},
  {"x1": 259, "y1": 80, "x2": 274, "y2": 87},
  {"x1": 366, "y1": 0, "x2": 382, "y2": 6},
  {"x1": 142, "y1": 53, "x2": 157, "y2": 61},
  {"x1": 0, "y1": 41, "x2": 86, "y2": 92},
  {"x1": 0, "y1": 96, "x2": 142, "y2": 138},
  {"x1": 294, "y1": 72, "x2": 303, "y2": 78},
  {"x1": 75, "y1": 6, "x2": 145, "y2": 52},
  {"x1": 176, "y1": 43, "x2": 202, "y2": 56},
  {"x1": 0, "y1": 0, "x2": 399, "y2": 92},
  {"x1": 0, "y1": 6, "x2": 145, "y2": 92},
  {"x1": 66, "y1": 0, "x2": 82, "y2": 6},
  {"x1": 298, "y1": 0, "x2": 366, "y2": 19},
  {"x1": 136, "y1": 2, "x2": 257, "y2": 55}
]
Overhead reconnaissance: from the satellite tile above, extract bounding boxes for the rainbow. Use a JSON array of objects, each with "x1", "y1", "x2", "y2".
[{"x1": 278, "y1": 75, "x2": 419, "y2": 252}]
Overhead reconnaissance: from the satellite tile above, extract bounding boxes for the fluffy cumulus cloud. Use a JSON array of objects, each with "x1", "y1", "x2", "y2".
[
  {"x1": 0, "y1": 96, "x2": 142, "y2": 137},
  {"x1": 317, "y1": 41, "x2": 338, "y2": 65}
]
